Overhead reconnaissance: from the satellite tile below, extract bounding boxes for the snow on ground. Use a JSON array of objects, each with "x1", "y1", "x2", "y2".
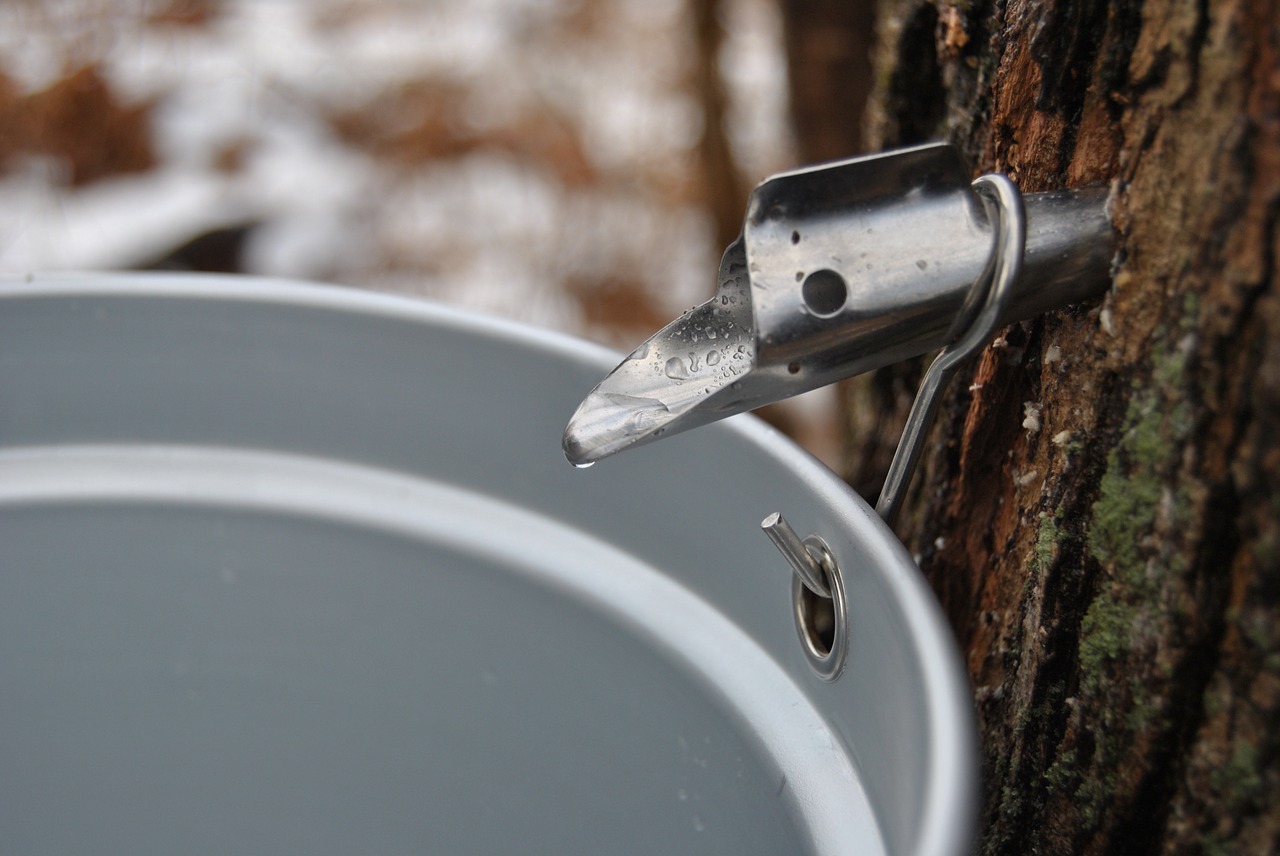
[
  {"x1": 0, "y1": 0, "x2": 787, "y2": 321},
  {"x1": 0, "y1": 0, "x2": 839, "y2": 465}
]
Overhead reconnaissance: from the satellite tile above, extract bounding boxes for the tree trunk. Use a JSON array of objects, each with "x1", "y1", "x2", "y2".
[
  {"x1": 691, "y1": 0, "x2": 749, "y2": 253},
  {"x1": 780, "y1": 0, "x2": 1280, "y2": 852}
]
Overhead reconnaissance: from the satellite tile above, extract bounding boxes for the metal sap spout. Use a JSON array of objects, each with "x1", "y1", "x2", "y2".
[
  {"x1": 562, "y1": 241, "x2": 759, "y2": 466},
  {"x1": 563, "y1": 143, "x2": 1114, "y2": 468}
]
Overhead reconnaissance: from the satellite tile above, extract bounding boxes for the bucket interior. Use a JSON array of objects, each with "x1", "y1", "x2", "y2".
[{"x1": 0, "y1": 274, "x2": 974, "y2": 856}]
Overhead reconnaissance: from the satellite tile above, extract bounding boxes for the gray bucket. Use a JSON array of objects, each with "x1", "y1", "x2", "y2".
[{"x1": 0, "y1": 273, "x2": 975, "y2": 856}]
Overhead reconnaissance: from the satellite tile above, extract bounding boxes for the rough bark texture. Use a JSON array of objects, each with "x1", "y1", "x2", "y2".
[{"x1": 782, "y1": 0, "x2": 1280, "y2": 852}]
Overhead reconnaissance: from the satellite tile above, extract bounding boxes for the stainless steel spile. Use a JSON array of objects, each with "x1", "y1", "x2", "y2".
[{"x1": 563, "y1": 143, "x2": 1114, "y2": 486}]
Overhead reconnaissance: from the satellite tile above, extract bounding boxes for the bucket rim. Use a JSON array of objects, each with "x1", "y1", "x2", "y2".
[{"x1": 0, "y1": 270, "x2": 977, "y2": 856}]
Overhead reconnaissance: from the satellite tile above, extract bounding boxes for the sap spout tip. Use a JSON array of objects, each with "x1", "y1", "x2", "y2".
[{"x1": 561, "y1": 422, "x2": 600, "y2": 469}]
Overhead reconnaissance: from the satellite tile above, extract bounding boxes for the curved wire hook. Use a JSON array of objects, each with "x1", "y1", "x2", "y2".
[{"x1": 875, "y1": 173, "x2": 1027, "y2": 527}]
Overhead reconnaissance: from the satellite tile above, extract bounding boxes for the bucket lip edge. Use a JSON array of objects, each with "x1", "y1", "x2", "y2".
[
  {"x1": 0, "y1": 439, "x2": 891, "y2": 854},
  {"x1": 0, "y1": 269, "x2": 623, "y2": 368},
  {"x1": 796, "y1": 477, "x2": 979, "y2": 856},
  {"x1": 0, "y1": 269, "x2": 978, "y2": 856}
]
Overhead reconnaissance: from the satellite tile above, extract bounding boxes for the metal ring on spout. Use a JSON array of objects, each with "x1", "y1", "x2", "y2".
[{"x1": 874, "y1": 173, "x2": 1026, "y2": 527}]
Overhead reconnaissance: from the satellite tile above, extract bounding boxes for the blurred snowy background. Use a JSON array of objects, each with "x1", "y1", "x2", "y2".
[{"x1": 0, "y1": 0, "x2": 842, "y2": 463}]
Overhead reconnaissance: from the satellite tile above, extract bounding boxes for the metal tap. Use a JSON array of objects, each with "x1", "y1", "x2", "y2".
[{"x1": 563, "y1": 143, "x2": 1114, "y2": 514}]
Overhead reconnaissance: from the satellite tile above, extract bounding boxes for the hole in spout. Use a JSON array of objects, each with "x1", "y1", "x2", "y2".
[{"x1": 801, "y1": 269, "x2": 847, "y2": 317}]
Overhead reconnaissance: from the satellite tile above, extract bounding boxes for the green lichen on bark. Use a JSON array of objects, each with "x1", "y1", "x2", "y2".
[
  {"x1": 1088, "y1": 417, "x2": 1176, "y2": 574},
  {"x1": 1044, "y1": 746, "x2": 1079, "y2": 794},
  {"x1": 1032, "y1": 509, "x2": 1064, "y2": 572},
  {"x1": 1024, "y1": 509, "x2": 1066, "y2": 605},
  {"x1": 1211, "y1": 739, "x2": 1265, "y2": 814},
  {"x1": 1086, "y1": 339, "x2": 1194, "y2": 571},
  {"x1": 1070, "y1": 310, "x2": 1202, "y2": 832},
  {"x1": 1078, "y1": 595, "x2": 1135, "y2": 696},
  {"x1": 1085, "y1": 318, "x2": 1195, "y2": 595}
]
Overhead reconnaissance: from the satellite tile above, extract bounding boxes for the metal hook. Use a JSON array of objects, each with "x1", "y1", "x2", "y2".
[
  {"x1": 761, "y1": 511, "x2": 832, "y2": 597},
  {"x1": 874, "y1": 173, "x2": 1026, "y2": 526}
]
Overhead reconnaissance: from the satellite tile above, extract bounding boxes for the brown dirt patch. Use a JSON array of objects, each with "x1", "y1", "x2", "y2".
[{"x1": 0, "y1": 65, "x2": 156, "y2": 186}]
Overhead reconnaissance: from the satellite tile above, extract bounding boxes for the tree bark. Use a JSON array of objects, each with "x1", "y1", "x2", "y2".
[{"x1": 781, "y1": 0, "x2": 1280, "y2": 852}]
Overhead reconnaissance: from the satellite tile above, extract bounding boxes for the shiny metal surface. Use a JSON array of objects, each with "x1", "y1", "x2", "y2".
[
  {"x1": 791, "y1": 543, "x2": 848, "y2": 683},
  {"x1": 875, "y1": 173, "x2": 1024, "y2": 525},
  {"x1": 761, "y1": 513, "x2": 848, "y2": 682},
  {"x1": 761, "y1": 511, "x2": 832, "y2": 597},
  {"x1": 0, "y1": 274, "x2": 976, "y2": 856},
  {"x1": 562, "y1": 143, "x2": 1114, "y2": 467}
]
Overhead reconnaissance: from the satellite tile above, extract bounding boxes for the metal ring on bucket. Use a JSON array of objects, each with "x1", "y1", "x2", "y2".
[{"x1": 791, "y1": 534, "x2": 848, "y2": 681}]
